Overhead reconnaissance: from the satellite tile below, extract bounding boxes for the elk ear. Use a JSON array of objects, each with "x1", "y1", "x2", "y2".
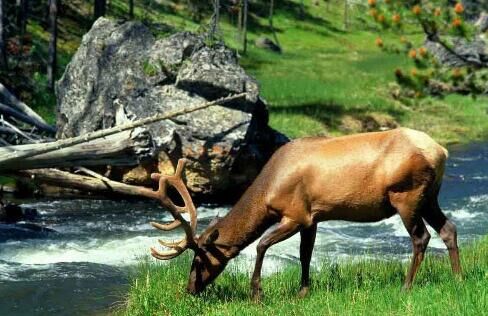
[{"x1": 205, "y1": 229, "x2": 219, "y2": 245}]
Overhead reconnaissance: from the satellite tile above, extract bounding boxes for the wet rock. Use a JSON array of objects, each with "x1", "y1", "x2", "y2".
[
  {"x1": 56, "y1": 18, "x2": 288, "y2": 199},
  {"x1": 0, "y1": 202, "x2": 38, "y2": 223}
]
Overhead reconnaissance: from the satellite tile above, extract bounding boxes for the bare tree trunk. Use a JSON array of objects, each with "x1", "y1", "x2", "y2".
[
  {"x1": 237, "y1": 0, "x2": 242, "y2": 42},
  {"x1": 47, "y1": 0, "x2": 58, "y2": 91},
  {"x1": 129, "y1": 0, "x2": 134, "y2": 19},
  {"x1": 0, "y1": 83, "x2": 49, "y2": 127},
  {"x1": 298, "y1": 0, "x2": 304, "y2": 19},
  {"x1": 94, "y1": 0, "x2": 106, "y2": 20},
  {"x1": 209, "y1": 0, "x2": 220, "y2": 42},
  {"x1": 17, "y1": 0, "x2": 27, "y2": 36},
  {"x1": 242, "y1": 0, "x2": 248, "y2": 53},
  {"x1": 0, "y1": 0, "x2": 7, "y2": 70},
  {"x1": 0, "y1": 102, "x2": 55, "y2": 133},
  {"x1": 269, "y1": 0, "x2": 281, "y2": 51}
]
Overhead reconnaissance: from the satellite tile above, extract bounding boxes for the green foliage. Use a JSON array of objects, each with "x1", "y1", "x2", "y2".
[
  {"x1": 118, "y1": 236, "x2": 488, "y2": 315},
  {"x1": 3, "y1": 0, "x2": 488, "y2": 145},
  {"x1": 142, "y1": 60, "x2": 159, "y2": 77},
  {"x1": 30, "y1": 72, "x2": 57, "y2": 124},
  {"x1": 368, "y1": 0, "x2": 486, "y2": 99}
]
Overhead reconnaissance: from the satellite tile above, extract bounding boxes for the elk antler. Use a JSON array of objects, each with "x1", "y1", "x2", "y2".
[{"x1": 140, "y1": 159, "x2": 198, "y2": 260}]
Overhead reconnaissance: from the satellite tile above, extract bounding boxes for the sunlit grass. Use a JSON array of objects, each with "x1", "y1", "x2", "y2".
[
  {"x1": 118, "y1": 236, "x2": 488, "y2": 315},
  {"x1": 24, "y1": 0, "x2": 488, "y2": 144}
]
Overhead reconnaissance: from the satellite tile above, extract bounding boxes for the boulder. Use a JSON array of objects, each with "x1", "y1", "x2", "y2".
[
  {"x1": 476, "y1": 12, "x2": 488, "y2": 33},
  {"x1": 56, "y1": 18, "x2": 288, "y2": 200},
  {"x1": 254, "y1": 36, "x2": 282, "y2": 53},
  {"x1": 424, "y1": 37, "x2": 488, "y2": 67},
  {"x1": 0, "y1": 202, "x2": 38, "y2": 223}
]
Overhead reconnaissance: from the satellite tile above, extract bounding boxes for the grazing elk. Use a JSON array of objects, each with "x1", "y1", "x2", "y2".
[{"x1": 142, "y1": 127, "x2": 461, "y2": 300}]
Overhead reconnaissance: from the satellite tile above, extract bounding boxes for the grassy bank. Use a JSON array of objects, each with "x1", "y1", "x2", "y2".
[
  {"x1": 16, "y1": 0, "x2": 488, "y2": 145},
  {"x1": 118, "y1": 236, "x2": 488, "y2": 315}
]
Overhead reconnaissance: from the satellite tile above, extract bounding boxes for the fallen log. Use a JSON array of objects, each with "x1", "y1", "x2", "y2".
[
  {"x1": 0, "y1": 126, "x2": 16, "y2": 135},
  {"x1": 0, "y1": 93, "x2": 246, "y2": 171},
  {"x1": 16, "y1": 168, "x2": 154, "y2": 198},
  {"x1": 0, "y1": 83, "x2": 50, "y2": 128},
  {"x1": 0, "y1": 129, "x2": 151, "y2": 171},
  {"x1": 0, "y1": 103, "x2": 56, "y2": 134},
  {"x1": 0, "y1": 118, "x2": 37, "y2": 142}
]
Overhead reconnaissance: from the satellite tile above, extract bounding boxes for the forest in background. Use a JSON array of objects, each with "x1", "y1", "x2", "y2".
[{"x1": 0, "y1": 0, "x2": 487, "y2": 145}]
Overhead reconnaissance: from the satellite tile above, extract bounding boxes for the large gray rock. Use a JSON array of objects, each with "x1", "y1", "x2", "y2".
[
  {"x1": 424, "y1": 37, "x2": 488, "y2": 67},
  {"x1": 476, "y1": 12, "x2": 488, "y2": 33},
  {"x1": 56, "y1": 18, "x2": 287, "y2": 199}
]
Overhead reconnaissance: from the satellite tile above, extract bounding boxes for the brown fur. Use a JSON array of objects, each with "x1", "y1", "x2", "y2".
[{"x1": 184, "y1": 128, "x2": 461, "y2": 299}]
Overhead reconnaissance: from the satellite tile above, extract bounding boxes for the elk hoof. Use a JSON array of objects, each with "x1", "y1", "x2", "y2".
[{"x1": 297, "y1": 286, "x2": 310, "y2": 298}]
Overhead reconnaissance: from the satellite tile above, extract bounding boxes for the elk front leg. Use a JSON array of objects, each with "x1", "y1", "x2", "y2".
[
  {"x1": 251, "y1": 217, "x2": 301, "y2": 302},
  {"x1": 298, "y1": 223, "x2": 317, "y2": 298}
]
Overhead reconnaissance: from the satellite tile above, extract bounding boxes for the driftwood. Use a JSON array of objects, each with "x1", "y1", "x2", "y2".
[
  {"x1": 0, "y1": 93, "x2": 247, "y2": 171},
  {"x1": 0, "y1": 118, "x2": 37, "y2": 142},
  {"x1": 16, "y1": 168, "x2": 154, "y2": 197},
  {"x1": 0, "y1": 103, "x2": 56, "y2": 134},
  {"x1": 0, "y1": 83, "x2": 53, "y2": 131},
  {"x1": 0, "y1": 130, "x2": 150, "y2": 171}
]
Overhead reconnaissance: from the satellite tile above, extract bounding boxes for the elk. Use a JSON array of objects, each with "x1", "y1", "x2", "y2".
[{"x1": 144, "y1": 127, "x2": 461, "y2": 300}]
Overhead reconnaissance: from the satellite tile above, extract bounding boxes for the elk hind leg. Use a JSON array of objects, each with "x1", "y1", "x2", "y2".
[
  {"x1": 422, "y1": 199, "x2": 461, "y2": 276},
  {"x1": 390, "y1": 189, "x2": 431, "y2": 290},
  {"x1": 401, "y1": 214, "x2": 430, "y2": 290},
  {"x1": 298, "y1": 223, "x2": 317, "y2": 298}
]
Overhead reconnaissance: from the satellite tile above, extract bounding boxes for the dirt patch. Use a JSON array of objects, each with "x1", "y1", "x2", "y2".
[{"x1": 340, "y1": 112, "x2": 399, "y2": 133}]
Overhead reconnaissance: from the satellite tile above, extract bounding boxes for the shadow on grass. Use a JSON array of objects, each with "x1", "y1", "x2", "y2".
[{"x1": 269, "y1": 102, "x2": 406, "y2": 132}]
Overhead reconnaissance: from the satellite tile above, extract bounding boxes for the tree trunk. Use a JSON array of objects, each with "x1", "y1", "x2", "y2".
[
  {"x1": 129, "y1": 0, "x2": 134, "y2": 19},
  {"x1": 209, "y1": 0, "x2": 220, "y2": 42},
  {"x1": 0, "y1": 102, "x2": 56, "y2": 133},
  {"x1": 0, "y1": 130, "x2": 151, "y2": 171},
  {"x1": 47, "y1": 0, "x2": 58, "y2": 91},
  {"x1": 17, "y1": 0, "x2": 27, "y2": 36},
  {"x1": 269, "y1": 0, "x2": 281, "y2": 51},
  {"x1": 343, "y1": 0, "x2": 348, "y2": 31},
  {"x1": 0, "y1": 0, "x2": 7, "y2": 70},
  {"x1": 0, "y1": 83, "x2": 50, "y2": 127},
  {"x1": 242, "y1": 0, "x2": 248, "y2": 53},
  {"x1": 94, "y1": 0, "x2": 106, "y2": 20},
  {"x1": 16, "y1": 168, "x2": 155, "y2": 198}
]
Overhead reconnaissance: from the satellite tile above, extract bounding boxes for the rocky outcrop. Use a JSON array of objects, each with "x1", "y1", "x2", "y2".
[
  {"x1": 476, "y1": 12, "x2": 488, "y2": 33},
  {"x1": 56, "y1": 18, "x2": 287, "y2": 200},
  {"x1": 424, "y1": 37, "x2": 488, "y2": 67}
]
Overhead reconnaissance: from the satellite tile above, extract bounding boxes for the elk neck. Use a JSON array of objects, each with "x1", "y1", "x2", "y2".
[{"x1": 210, "y1": 176, "x2": 278, "y2": 259}]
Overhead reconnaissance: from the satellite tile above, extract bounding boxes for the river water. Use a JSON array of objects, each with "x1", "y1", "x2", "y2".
[{"x1": 1, "y1": 142, "x2": 487, "y2": 315}]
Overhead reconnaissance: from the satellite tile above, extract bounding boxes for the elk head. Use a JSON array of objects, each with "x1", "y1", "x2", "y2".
[{"x1": 141, "y1": 159, "x2": 230, "y2": 294}]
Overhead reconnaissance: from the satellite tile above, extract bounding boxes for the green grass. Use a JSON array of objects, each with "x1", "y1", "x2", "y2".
[
  {"x1": 118, "y1": 236, "x2": 488, "y2": 315},
  {"x1": 234, "y1": 2, "x2": 488, "y2": 144},
  {"x1": 19, "y1": 0, "x2": 488, "y2": 144}
]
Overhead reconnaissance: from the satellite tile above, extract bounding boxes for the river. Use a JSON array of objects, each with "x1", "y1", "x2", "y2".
[{"x1": 1, "y1": 142, "x2": 487, "y2": 315}]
